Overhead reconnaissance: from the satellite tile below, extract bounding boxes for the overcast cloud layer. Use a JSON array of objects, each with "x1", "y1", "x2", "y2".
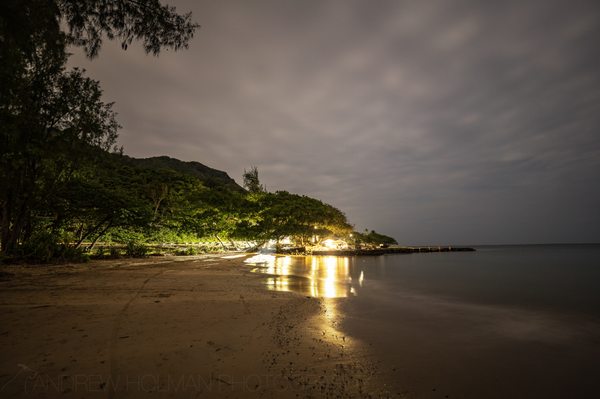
[{"x1": 69, "y1": 0, "x2": 600, "y2": 245}]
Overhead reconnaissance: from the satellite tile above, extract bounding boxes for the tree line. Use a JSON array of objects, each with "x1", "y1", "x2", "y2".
[
  {"x1": 1, "y1": 0, "x2": 198, "y2": 259},
  {"x1": 0, "y1": 1, "x2": 395, "y2": 261}
]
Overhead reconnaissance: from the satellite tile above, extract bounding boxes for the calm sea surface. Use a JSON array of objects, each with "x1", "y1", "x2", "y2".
[{"x1": 250, "y1": 244, "x2": 600, "y2": 398}]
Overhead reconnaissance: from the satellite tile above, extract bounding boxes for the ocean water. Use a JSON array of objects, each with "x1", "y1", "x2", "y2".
[{"x1": 250, "y1": 244, "x2": 600, "y2": 398}]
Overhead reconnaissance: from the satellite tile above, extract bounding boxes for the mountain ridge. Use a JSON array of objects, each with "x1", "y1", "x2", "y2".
[{"x1": 123, "y1": 155, "x2": 245, "y2": 192}]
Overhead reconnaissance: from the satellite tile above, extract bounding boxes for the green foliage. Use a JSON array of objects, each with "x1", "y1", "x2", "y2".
[
  {"x1": 0, "y1": 1, "x2": 364, "y2": 259},
  {"x1": 130, "y1": 156, "x2": 244, "y2": 192},
  {"x1": 68, "y1": 159, "x2": 354, "y2": 249},
  {"x1": 1, "y1": 0, "x2": 199, "y2": 258},
  {"x1": 174, "y1": 247, "x2": 204, "y2": 256},
  {"x1": 109, "y1": 247, "x2": 121, "y2": 259},
  {"x1": 243, "y1": 166, "x2": 265, "y2": 193},
  {"x1": 18, "y1": 231, "x2": 62, "y2": 263},
  {"x1": 60, "y1": 246, "x2": 89, "y2": 263},
  {"x1": 353, "y1": 230, "x2": 398, "y2": 246},
  {"x1": 125, "y1": 241, "x2": 149, "y2": 258},
  {"x1": 0, "y1": 18, "x2": 119, "y2": 254},
  {"x1": 17, "y1": 231, "x2": 88, "y2": 263},
  {"x1": 247, "y1": 191, "x2": 352, "y2": 243}
]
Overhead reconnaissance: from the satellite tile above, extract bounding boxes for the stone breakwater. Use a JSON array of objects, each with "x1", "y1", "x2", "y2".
[{"x1": 278, "y1": 246, "x2": 475, "y2": 256}]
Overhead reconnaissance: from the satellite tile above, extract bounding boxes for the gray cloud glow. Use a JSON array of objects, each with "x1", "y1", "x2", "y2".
[{"x1": 69, "y1": 0, "x2": 600, "y2": 244}]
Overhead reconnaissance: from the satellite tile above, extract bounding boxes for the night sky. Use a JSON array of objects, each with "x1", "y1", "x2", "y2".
[{"x1": 69, "y1": 0, "x2": 600, "y2": 245}]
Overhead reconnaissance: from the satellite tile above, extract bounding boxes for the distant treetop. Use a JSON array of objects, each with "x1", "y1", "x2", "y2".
[{"x1": 243, "y1": 166, "x2": 266, "y2": 194}]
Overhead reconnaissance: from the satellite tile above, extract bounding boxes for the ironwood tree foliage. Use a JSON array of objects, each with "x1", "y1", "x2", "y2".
[
  {"x1": 353, "y1": 230, "x2": 397, "y2": 246},
  {"x1": 57, "y1": 0, "x2": 199, "y2": 56},
  {"x1": 0, "y1": 0, "x2": 199, "y2": 256},
  {"x1": 243, "y1": 166, "x2": 265, "y2": 194}
]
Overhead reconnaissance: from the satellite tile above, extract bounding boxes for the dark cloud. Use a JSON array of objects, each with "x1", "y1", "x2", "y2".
[{"x1": 69, "y1": 0, "x2": 600, "y2": 244}]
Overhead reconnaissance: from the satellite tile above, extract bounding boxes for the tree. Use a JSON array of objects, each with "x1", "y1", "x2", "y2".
[
  {"x1": 251, "y1": 191, "x2": 352, "y2": 244},
  {"x1": 0, "y1": 0, "x2": 199, "y2": 256},
  {"x1": 353, "y1": 230, "x2": 397, "y2": 246},
  {"x1": 0, "y1": 60, "x2": 120, "y2": 254},
  {"x1": 57, "y1": 0, "x2": 199, "y2": 57},
  {"x1": 243, "y1": 166, "x2": 265, "y2": 194}
]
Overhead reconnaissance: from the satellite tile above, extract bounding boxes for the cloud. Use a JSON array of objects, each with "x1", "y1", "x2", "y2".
[{"x1": 69, "y1": 0, "x2": 600, "y2": 244}]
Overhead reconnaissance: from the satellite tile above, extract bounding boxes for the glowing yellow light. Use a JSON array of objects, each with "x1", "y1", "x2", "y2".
[
  {"x1": 324, "y1": 256, "x2": 337, "y2": 272},
  {"x1": 322, "y1": 239, "x2": 337, "y2": 249},
  {"x1": 244, "y1": 254, "x2": 276, "y2": 265},
  {"x1": 276, "y1": 255, "x2": 291, "y2": 276},
  {"x1": 266, "y1": 262, "x2": 275, "y2": 276},
  {"x1": 321, "y1": 256, "x2": 342, "y2": 298},
  {"x1": 321, "y1": 239, "x2": 349, "y2": 250},
  {"x1": 253, "y1": 255, "x2": 354, "y2": 299},
  {"x1": 280, "y1": 255, "x2": 292, "y2": 268}
]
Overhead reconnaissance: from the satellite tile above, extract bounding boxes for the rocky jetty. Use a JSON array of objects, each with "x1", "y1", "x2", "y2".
[{"x1": 277, "y1": 246, "x2": 475, "y2": 256}]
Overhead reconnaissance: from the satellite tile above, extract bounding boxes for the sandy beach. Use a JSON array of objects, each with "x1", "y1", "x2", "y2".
[{"x1": 0, "y1": 255, "x2": 390, "y2": 398}]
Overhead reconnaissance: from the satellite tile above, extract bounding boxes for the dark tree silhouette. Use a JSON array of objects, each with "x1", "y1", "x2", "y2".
[
  {"x1": 0, "y1": 0, "x2": 199, "y2": 256},
  {"x1": 243, "y1": 166, "x2": 265, "y2": 194},
  {"x1": 57, "y1": 0, "x2": 200, "y2": 57}
]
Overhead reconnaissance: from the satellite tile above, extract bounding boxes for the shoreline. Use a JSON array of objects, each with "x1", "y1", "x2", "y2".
[{"x1": 0, "y1": 255, "x2": 392, "y2": 398}]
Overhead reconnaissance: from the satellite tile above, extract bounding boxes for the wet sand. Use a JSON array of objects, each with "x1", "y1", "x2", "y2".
[{"x1": 0, "y1": 255, "x2": 390, "y2": 398}]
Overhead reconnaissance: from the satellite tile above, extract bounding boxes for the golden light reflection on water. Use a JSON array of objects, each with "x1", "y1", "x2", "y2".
[{"x1": 250, "y1": 255, "x2": 357, "y2": 298}]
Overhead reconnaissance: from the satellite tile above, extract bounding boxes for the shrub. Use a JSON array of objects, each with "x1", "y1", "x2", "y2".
[
  {"x1": 59, "y1": 246, "x2": 89, "y2": 263},
  {"x1": 109, "y1": 247, "x2": 121, "y2": 258},
  {"x1": 19, "y1": 231, "x2": 61, "y2": 263},
  {"x1": 174, "y1": 247, "x2": 198, "y2": 256},
  {"x1": 16, "y1": 231, "x2": 89, "y2": 263},
  {"x1": 125, "y1": 241, "x2": 149, "y2": 257}
]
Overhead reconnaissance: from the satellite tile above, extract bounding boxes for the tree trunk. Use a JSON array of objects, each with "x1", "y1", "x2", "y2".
[
  {"x1": 75, "y1": 216, "x2": 111, "y2": 249},
  {"x1": 214, "y1": 235, "x2": 228, "y2": 250},
  {"x1": 228, "y1": 238, "x2": 238, "y2": 251},
  {"x1": 87, "y1": 222, "x2": 112, "y2": 251}
]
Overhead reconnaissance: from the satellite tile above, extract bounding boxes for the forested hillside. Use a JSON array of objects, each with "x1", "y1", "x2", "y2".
[
  {"x1": 1, "y1": 139, "x2": 356, "y2": 261},
  {"x1": 0, "y1": 0, "x2": 395, "y2": 262},
  {"x1": 126, "y1": 156, "x2": 245, "y2": 193}
]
